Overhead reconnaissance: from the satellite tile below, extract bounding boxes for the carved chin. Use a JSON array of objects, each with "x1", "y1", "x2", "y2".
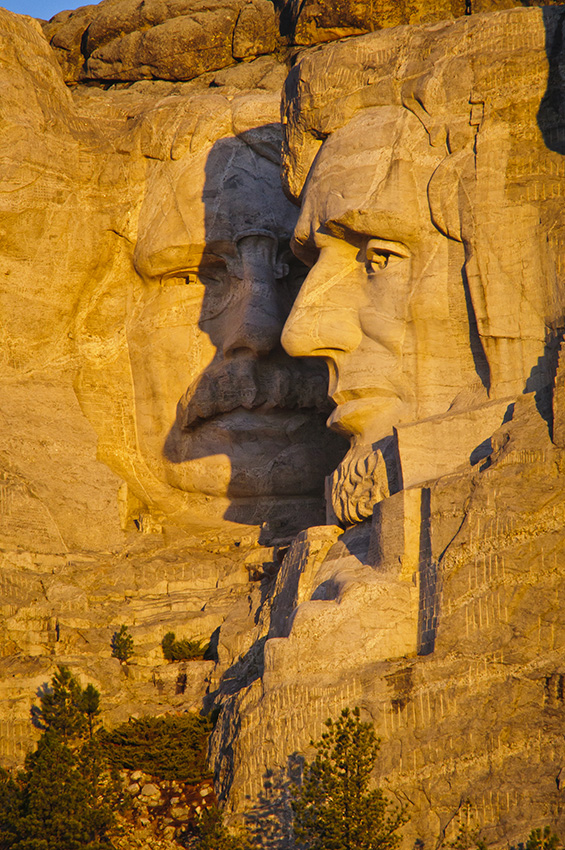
[
  {"x1": 162, "y1": 407, "x2": 347, "y2": 499},
  {"x1": 330, "y1": 442, "x2": 394, "y2": 526}
]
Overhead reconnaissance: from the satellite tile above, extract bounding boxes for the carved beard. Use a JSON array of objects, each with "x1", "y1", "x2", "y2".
[{"x1": 330, "y1": 437, "x2": 398, "y2": 526}]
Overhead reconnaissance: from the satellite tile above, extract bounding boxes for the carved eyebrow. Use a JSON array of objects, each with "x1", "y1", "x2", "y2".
[
  {"x1": 133, "y1": 244, "x2": 221, "y2": 282},
  {"x1": 324, "y1": 208, "x2": 416, "y2": 246},
  {"x1": 322, "y1": 219, "x2": 365, "y2": 245}
]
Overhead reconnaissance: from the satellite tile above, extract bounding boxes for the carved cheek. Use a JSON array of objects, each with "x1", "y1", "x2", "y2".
[
  {"x1": 358, "y1": 264, "x2": 412, "y2": 356},
  {"x1": 198, "y1": 280, "x2": 236, "y2": 324},
  {"x1": 129, "y1": 284, "x2": 216, "y2": 407}
]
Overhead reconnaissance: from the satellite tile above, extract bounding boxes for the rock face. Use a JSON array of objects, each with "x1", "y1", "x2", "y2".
[
  {"x1": 211, "y1": 4, "x2": 565, "y2": 845},
  {"x1": 3, "y1": 1, "x2": 565, "y2": 849},
  {"x1": 214, "y1": 391, "x2": 565, "y2": 848},
  {"x1": 0, "y1": 0, "x2": 342, "y2": 777},
  {"x1": 42, "y1": 0, "x2": 555, "y2": 83},
  {"x1": 44, "y1": 0, "x2": 278, "y2": 83},
  {"x1": 279, "y1": 0, "x2": 534, "y2": 45},
  {"x1": 281, "y1": 5, "x2": 565, "y2": 525}
]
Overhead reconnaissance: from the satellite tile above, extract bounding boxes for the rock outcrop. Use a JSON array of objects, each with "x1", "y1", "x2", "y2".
[
  {"x1": 3, "y1": 1, "x2": 565, "y2": 849},
  {"x1": 42, "y1": 0, "x2": 559, "y2": 83}
]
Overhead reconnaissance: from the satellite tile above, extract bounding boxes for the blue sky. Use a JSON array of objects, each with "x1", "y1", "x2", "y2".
[{"x1": 0, "y1": 0, "x2": 86, "y2": 20}]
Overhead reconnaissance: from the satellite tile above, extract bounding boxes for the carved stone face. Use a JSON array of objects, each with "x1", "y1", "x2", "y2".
[
  {"x1": 282, "y1": 107, "x2": 487, "y2": 522},
  {"x1": 130, "y1": 133, "x2": 344, "y2": 528}
]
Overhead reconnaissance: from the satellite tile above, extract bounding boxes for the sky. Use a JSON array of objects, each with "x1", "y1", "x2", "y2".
[{"x1": 0, "y1": 0, "x2": 86, "y2": 20}]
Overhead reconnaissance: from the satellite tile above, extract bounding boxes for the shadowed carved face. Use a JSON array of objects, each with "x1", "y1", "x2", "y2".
[{"x1": 130, "y1": 133, "x2": 345, "y2": 528}]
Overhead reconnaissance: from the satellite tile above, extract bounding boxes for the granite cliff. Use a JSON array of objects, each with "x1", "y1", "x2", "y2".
[{"x1": 2, "y1": 0, "x2": 565, "y2": 847}]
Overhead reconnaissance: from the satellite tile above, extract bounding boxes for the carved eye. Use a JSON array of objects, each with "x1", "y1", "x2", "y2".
[
  {"x1": 365, "y1": 239, "x2": 409, "y2": 273},
  {"x1": 366, "y1": 251, "x2": 390, "y2": 272}
]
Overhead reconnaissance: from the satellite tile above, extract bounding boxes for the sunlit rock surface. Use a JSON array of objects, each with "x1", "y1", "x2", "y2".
[{"x1": 2, "y1": 2, "x2": 565, "y2": 848}]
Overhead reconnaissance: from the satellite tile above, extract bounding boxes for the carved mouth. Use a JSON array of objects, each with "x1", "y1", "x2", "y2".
[{"x1": 180, "y1": 404, "x2": 317, "y2": 435}]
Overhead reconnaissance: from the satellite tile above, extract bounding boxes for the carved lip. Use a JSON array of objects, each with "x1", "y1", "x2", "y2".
[
  {"x1": 164, "y1": 405, "x2": 331, "y2": 467},
  {"x1": 176, "y1": 356, "x2": 331, "y2": 430},
  {"x1": 181, "y1": 404, "x2": 317, "y2": 434},
  {"x1": 327, "y1": 392, "x2": 399, "y2": 436}
]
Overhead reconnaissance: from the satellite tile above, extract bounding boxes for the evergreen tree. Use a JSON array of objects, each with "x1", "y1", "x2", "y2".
[
  {"x1": 36, "y1": 666, "x2": 88, "y2": 742},
  {"x1": 110, "y1": 625, "x2": 134, "y2": 663},
  {"x1": 292, "y1": 707, "x2": 407, "y2": 850},
  {"x1": 161, "y1": 631, "x2": 208, "y2": 662},
  {"x1": 80, "y1": 684, "x2": 101, "y2": 739},
  {"x1": 101, "y1": 713, "x2": 212, "y2": 782},
  {"x1": 17, "y1": 733, "x2": 111, "y2": 849},
  {"x1": 161, "y1": 631, "x2": 176, "y2": 661},
  {"x1": 512, "y1": 828, "x2": 562, "y2": 850},
  {"x1": 0, "y1": 768, "x2": 22, "y2": 850},
  {"x1": 191, "y1": 806, "x2": 251, "y2": 850},
  {"x1": 1, "y1": 733, "x2": 117, "y2": 850},
  {"x1": 0, "y1": 670, "x2": 122, "y2": 850}
]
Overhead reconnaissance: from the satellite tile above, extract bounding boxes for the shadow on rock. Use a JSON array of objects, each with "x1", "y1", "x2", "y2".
[{"x1": 244, "y1": 755, "x2": 303, "y2": 850}]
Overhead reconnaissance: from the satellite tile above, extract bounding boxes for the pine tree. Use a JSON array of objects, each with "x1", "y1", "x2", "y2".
[
  {"x1": 37, "y1": 665, "x2": 88, "y2": 742},
  {"x1": 18, "y1": 733, "x2": 99, "y2": 849},
  {"x1": 81, "y1": 684, "x2": 101, "y2": 738},
  {"x1": 0, "y1": 768, "x2": 22, "y2": 850},
  {"x1": 512, "y1": 828, "x2": 562, "y2": 850},
  {"x1": 0, "y1": 670, "x2": 122, "y2": 850},
  {"x1": 161, "y1": 631, "x2": 208, "y2": 661},
  {"x1": 192, "y1": 806, "x2": 251, "y2": 850},
  {"x1": 4, "y1": 733, "x2": 116, "y2": 850},
  {"x1": 292, "y1": 707, "x2": 407, "y2": 850},
  {"x1": 162, "y1": 631, "x2": 176, "y2": 661},
  {"x1": 110, "y1": 625, "x2": 134, "y2": 663}
]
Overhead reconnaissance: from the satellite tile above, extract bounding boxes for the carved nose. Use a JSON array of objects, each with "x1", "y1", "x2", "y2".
[
  {"x1": 282, "y1": 255, "x2": 362, "y2": 357},
  {"x1": 222, "y1": 292, "x2": 282, "y2": 357},
  {"x1": 222, "y1": 235, "x2": 284, "y2": 358}
]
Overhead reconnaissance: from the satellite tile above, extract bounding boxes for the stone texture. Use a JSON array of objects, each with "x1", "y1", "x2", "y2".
[
  {"x1": 43, "y1": 0, "x2": 278, "y2": 82},
  {"x1": 282, "y1": 0, "x2": 527, "y2": 46},
  {"x1": 0, "y1": 0, "x2": 346, "y2": 801},
  {"x1": 206, "y1": 7, "x2": 565, "y2": 848},
  {"x1": 41, "y1": 0, "x2": 562, "y2": 84},
  {"x1": 212, "y1": 390, "x2": 565, "y2": 848},
  {"x1": 3, "y1": 2, "x2": 565, "y2": 850},
  {"x1": 281, "y1": 5, "x2": 565, "y2": 525}
]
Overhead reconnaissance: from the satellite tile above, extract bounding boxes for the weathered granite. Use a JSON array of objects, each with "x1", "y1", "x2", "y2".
[
  {"x1": 212, "y1": 386, "x2": 565, "y2": 849},
  {"x1": 207, "y1": 6, "x2": 565, "y2": 847},
  {"x1": 43, "y1": 0, "x2": 278, "y2": 83},
  {"x1": 2, "y1": 2, "x2": 565, "y2": 850},
  {"x1": 42, "y1": 0, "x2": 561, "y2": 84},
  {"x1": 280, "y1": 0, "x2": 536, "y2": 46},
  {"x1": 281, "y1": 5, "x2": 565, "y2": 525},
  {"x1": 0, "y1": 1, "x2": 341, "y2": 776}
]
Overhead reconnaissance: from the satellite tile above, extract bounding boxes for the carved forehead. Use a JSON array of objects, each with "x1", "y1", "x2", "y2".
[
  {"x1": 136, "y1": 133, "x2": 296, "y2": 280},
  {"x1": 281, "y1": 6, "x2": 554, "y2": 202},
  {"x1": 295, "y1": 107, "x2": 443, "y2": 248}
]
